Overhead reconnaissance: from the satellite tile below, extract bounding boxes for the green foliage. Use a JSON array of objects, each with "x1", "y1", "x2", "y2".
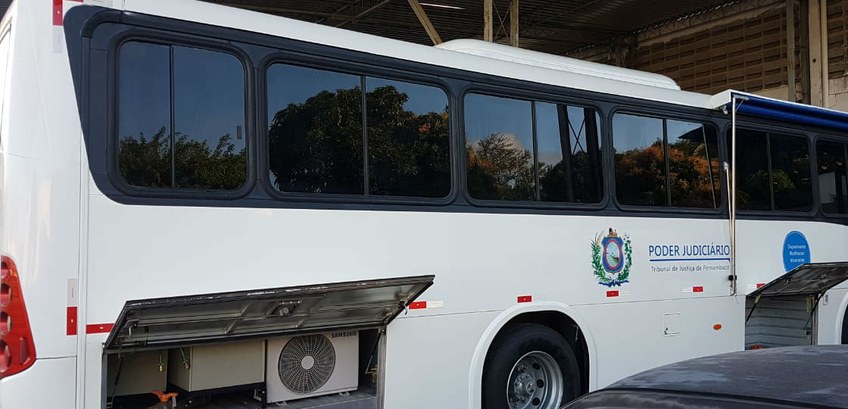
[{"x1": 590, "y1": 234, "x2": 609, "y2": 284}]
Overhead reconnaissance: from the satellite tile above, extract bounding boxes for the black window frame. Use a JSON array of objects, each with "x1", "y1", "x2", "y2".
[
  {"x1": 726, "y1": 124, "x2": 816, "y2": 216},
  {"x1": 459, "y1": 85, "x2": 609, "y2": 210},
  {"x1": 814, "y1": 133, "x2": 848, "y2": 219},
  {"x1": 609, "y1": 108, "x2": 724, "y2": 214},
  {"x1": 258, "y1": 52, "x2": 457, "y2": 206},
  {"x1": 69, "y1": 7, "x2": 760, "y2": 221},
  {"x1": 109, "y1": 30, "x2": 256, "y2": 199}
]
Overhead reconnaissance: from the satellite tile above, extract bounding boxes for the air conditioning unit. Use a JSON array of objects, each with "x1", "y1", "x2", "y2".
[{"x1": 266, "y1": 332, "x2": 359, "y2": 403}]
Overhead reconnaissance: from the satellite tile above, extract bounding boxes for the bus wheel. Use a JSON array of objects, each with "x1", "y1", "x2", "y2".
[{"x1": 483, "y1": 323, "x2": 581, "y2": 409}]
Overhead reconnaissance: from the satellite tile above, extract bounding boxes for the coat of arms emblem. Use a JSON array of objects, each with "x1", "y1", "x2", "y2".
[{"x1": 591, "y1": 228, "x2": 632, "y2": 287}]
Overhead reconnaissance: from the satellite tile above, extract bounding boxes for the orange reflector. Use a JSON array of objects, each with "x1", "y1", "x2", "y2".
[
  {"x1": 517, "y1": 295, "x2": 532, "y2": 303},
  {"x1": 713, "y1": 324, "x2": 722, "y2": 330}
]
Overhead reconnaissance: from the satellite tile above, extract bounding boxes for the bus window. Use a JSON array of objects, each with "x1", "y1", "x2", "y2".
[
  {"x1": 117, "y1": 42, "x2": 247, "y2": 190},
  {"x1": 730, "y1": 130, "x2": 811, "y2": 212},
  {"x1": 464, "y1": 94, "x2": 535, "y2": 201},
  {"x1": 816, "y1": 140, "x2": 847, "y2": 215},
  {"x1": 535, "y1": 103, "x2": 603, "y2": 204},
  {"x1": 365, "y1": 77, "x2": 450, "y2": 198},
  {"x1": 733, "y1": 129, "x2": 770, "y2": 211},
  {"x1": 613, "y1": 114, "x2": 719, "y2": 208},
  {"x1": 667, "y1": 120, "x2": 719, "y2": 208},
  {"x1": 770, "y1": 134, "x2": 811, "y2": 211},
  {"x1": 266, "y1": 65, "x2": 451, "y2": 198},
  {"x1": 266, "y1": 64, "x2": 364, "y2": 195},
  {"x1": 613, "y1": 114, "x2": 665, "y2": 206}
]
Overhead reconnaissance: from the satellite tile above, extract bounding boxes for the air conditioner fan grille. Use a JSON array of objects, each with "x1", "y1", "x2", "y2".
[{"x1": 278, "y1": 334, "x2": 336, "y2": 394}]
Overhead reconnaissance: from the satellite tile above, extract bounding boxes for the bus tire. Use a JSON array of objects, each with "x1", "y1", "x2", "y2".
[{"x1": 483, "y1": 323, "x2": 581, "y2": 409}]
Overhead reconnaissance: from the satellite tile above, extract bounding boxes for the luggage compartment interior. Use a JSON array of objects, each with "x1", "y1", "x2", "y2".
[
  {"x1": 745, "y1": 295, "x2": 816, "y2": 348},
  {"x1": 105, "y1": 328, "x2": 383, "y2": 409}
]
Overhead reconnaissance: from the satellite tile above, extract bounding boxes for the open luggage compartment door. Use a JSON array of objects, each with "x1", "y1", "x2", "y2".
[
  {"x1": 746, "y1": 263, "x2": 848, "y2": 348},
  {"x1": 748, "y1": 262, "x2": 848, "y2": 298},
  {"x1": 103, "y1": 275, "x2": 434, "y2": 352}
]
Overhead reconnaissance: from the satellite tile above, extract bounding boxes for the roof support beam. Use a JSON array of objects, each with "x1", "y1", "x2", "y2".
[
  {"x1": 336, "y1": 0, "x2": 392, "y2": 28},
  {"x1": 484, "y1": 0, "x2": 493, "y2": 41},
  {"x1": 807, "y1": 0, "x2": 825, "y2": 106},
  {"x1": 408, "y1": 0, "x2": 443, "y2": 44},
  {"x1": 788, "y1": 0, "x2": 796, "y2": 102},
  {"x1": 509, "y1": 0, "x2": 519, "y2": 47}
]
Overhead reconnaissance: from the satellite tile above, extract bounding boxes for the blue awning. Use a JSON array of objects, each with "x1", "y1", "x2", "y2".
[{"x1": 712, "y1": 91, "x2": 848, "y2": 133}]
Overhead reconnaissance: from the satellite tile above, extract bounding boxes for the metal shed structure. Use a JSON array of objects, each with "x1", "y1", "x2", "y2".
[{"x1": 200, "y1": 0, "x2": 848, "y2": 110}]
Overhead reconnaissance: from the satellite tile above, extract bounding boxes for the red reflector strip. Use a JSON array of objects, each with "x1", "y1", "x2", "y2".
[
  {"x1": 606, "y1": 290, "x2": 619, "y2": 297},
  {"x1": 516, "y1": 295, "x2": 532, "y2": 303},
  {"x1": 756, "y1": 283, "x2": 765, "y2": 289},
  {"x1": 85, "y1": 323, "x2": 113, "y2": 334},
  {"x1": 66, "y1": 307, "x2": 77, "y2": 336},
  {"x1": 52, "y1": 0, "x2": 63, "y2": 26},
  {"x1": 408, "y1": 301, "x2": 427, "y2": 310},
  {"x1": 693, "y1": 286, "x2": 704, "y2": 293}
]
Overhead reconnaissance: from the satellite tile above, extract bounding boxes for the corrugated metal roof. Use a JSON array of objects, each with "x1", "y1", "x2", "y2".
[{"x1": 205, "y1": 0, "x2": 738, "y2": 55}]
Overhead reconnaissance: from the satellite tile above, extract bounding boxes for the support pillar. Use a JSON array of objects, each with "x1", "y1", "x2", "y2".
[
  {"x1": 484, "y1": 0, "x2": 493, "y2": 42},
  {"x1": 509, "y1": 0, "x2": 519, "y2": 47},
  {"x1": 807, "y1": 0, "x2": 827, "y2": 106}
]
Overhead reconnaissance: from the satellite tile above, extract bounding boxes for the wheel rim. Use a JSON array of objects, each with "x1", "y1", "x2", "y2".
[{"x1": 506, "y1": 351, "x2": 563, "y2": 409}]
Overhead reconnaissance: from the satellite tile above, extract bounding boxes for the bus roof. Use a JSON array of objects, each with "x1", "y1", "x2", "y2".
[
  {"x1": 435, "y1": 39, "x2": 681, "y2": 91},
  {"x1": 712, "y1": 90, "x2": 848, "y2": 133}
]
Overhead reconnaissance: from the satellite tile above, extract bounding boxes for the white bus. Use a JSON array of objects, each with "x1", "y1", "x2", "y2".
[{"x1": 1, "y1": 1, "x2": 847, "y2": 409}]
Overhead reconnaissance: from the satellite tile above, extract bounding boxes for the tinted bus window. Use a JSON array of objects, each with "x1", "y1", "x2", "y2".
[
  {"x1": 817, "y1": 140, "x2": 847, "y2": 214},
  {"x1": 733, "y1": 129, "x2": 770, "y2": 210},
  {"x1": 118, "y1": 42, "x2": 172, "y2": 188},
  {"x1": 730, "y1": 130, "x2": 811, "y2": 212},
  {"x1": 267, "y1": 64, "x2": 451, "y2": 198},
  {"x1": 535, "y1": 103, "x2": 603, "y2": 203},
  {"x1": 464, "y1": 94, "x2": 604, "y2": 204},
  {"x1": 267, "y1": 64, "x2": 363, "y2": 194},
  {"x1": 117, "y1": 42, "x2": 247, "y2": 190},
  {"x1": 173, "y1": 46, "x2": 246, "y2": 190},
  {"x1": 464, "y1": 94, "x2": 535, "y2": 201},
  {"x1": 613, "y1": 114, "x2": 718, "y2": 208},
  {"x1": 770, "y1": 134, "x2": 811, "y2": 211},
  {"x1": 667, "y1": 120, "x2": 719, "y2": 208},
  {"x1": 613, "y1": 114, "x2": 665, "y2": 206},
  {"x1": 366, "y1": 78, "x2": 450, "y2": 198}
]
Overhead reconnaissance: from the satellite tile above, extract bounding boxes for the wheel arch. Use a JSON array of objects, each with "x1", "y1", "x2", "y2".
[{"x1": 467, "y1": 302, "x2": 597, "y2": 409}]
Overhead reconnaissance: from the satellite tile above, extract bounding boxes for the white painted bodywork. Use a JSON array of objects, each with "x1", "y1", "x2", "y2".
[{"x1": 0, "y1": 1, "x2": 846, "y2": 409}]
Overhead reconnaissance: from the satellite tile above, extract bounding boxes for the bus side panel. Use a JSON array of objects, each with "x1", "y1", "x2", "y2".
[
  {"x1": 818, "y1": 288, "x2": 848, "y2": 344},
  {"x1": 384, "y1": 312, "x2": 499, "y2": 409}
]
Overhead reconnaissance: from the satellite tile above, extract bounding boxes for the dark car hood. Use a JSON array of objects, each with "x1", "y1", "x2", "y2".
[{"x1": 608, "y1": 346, "x2": 848, "y2": 408}]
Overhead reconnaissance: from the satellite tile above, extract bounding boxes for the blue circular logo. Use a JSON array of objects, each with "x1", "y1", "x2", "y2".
[{"x1": 782, "y1": 231, "x2": 810, "y2": 272}]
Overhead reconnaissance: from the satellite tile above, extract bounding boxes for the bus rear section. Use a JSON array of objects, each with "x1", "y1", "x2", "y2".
[{"x1": 1, "y1": 1, "x2": 84, "y2": 408}]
